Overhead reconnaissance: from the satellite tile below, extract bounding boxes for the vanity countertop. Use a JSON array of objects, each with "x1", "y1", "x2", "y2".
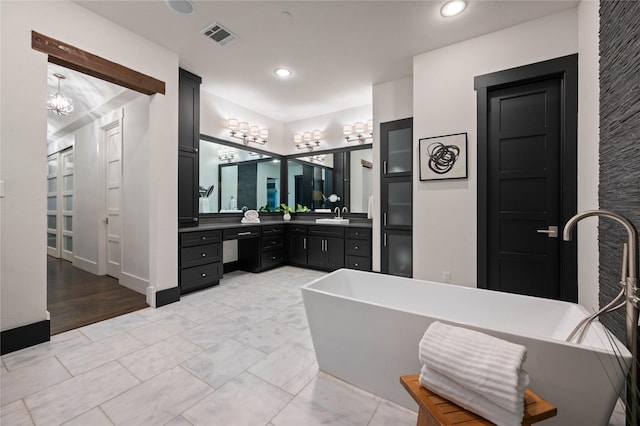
[{"x1": 179, "y1": 218, "x2": 372, "y2": 233}]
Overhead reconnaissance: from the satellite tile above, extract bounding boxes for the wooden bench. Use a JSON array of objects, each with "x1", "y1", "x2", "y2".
[{"x1": 400, "y1": 374, "x2": 557, "y2": 426}]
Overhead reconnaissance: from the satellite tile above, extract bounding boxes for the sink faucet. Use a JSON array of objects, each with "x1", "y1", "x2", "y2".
[
  {"x1": 334, "y1": 207, "x2": 341, "y2": 218},
  {"x1": 563, "y1": 209, "x2": 639, "y2": 426},
  {"x1": 342, "y1": 207, "x2": 348, "y2": 217}
]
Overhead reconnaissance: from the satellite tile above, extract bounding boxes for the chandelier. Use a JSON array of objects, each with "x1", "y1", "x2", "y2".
[
  {"x1": 47, "y1": 73, "x2": 74, "y2": 116},
  {"x1": 227, "y1": 118, "x2": 268, "y2": 145},
  {"x1": 343, "y1": 120, "x2": 373, "y2": 144},
  {"x1": 294, "y1": 130, "x2": 322, "y2": 151}
]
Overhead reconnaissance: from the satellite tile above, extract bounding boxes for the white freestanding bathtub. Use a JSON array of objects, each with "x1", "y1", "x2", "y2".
[{"x1": 301, "y1": 269, "x2": 631, "y2": 426}]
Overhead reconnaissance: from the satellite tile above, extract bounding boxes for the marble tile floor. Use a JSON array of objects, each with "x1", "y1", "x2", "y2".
[{"x1": 1, "y1": 266, "x2": 417, "y2": 426}]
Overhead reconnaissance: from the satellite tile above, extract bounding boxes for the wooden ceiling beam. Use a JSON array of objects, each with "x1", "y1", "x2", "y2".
[{"x1": 32, "y1": 31, "x2": 165, "y2": 96}]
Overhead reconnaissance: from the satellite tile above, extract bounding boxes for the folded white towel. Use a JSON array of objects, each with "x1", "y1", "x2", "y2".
[
  {"x1": 420, "y1": 365, "x2": 524, "y2": 426},
  {"x1": 244, "y1": 209, "x2": 260, "y2": 220},
  {"x1": 419, "y1": 321, "x2": 529, "y2": 413},
  {"x1": 240, "y1": 217, "x2": 260, "y2": 223}
]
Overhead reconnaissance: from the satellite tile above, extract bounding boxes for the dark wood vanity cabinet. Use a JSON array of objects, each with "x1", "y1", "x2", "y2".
[
  {"x1": 345, "y1": 228, "x2": 372, "y2": 271},
  {"x1": 306, "y1": 226, "x2": 345, "y2": 271},
  {"x1": 179, "y1": 230, "x2": 222, "y2": 294},
  {"x1": 287, "y1": 224, "x2": 308, "y2": 266},
  {"x1": 238, "y1": 225, "x2": 285, "y2": 272},
  {"x1": 178, "y1": 68, "x2": 202, "y2": 228}
]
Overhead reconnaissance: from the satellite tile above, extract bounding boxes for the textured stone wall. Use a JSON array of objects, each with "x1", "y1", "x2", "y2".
[{"x1": 599, "y1": 0, "x2": 640, "y2": 341}]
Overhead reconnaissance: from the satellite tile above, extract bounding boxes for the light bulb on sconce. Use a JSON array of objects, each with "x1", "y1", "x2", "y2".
[
  {"x1": 344, "y1": 119, "x2": 373, "y2": 144},
  {"x1": 295, "y1": 129, "x2": 322, "y2": 151},
  {"x1": 227, "y1": 118, "x2": 268, "y2": 145}
]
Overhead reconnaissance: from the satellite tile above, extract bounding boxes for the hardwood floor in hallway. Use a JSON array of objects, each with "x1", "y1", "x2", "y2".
[{"x1": 47, "y1": 257, "x2": 148, "y2": 335}]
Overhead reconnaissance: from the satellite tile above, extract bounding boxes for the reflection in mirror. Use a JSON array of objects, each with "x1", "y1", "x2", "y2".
[
  {"x1": 286, "y1": 146, "x2": 373, "y2": 213},
  {"x1": 199, "y1": 139, "x2": 281, "y2": 213},
  {"x1": 349, "y1": 148, "x2": 373, "y2": 213},
  {"x1": 287, "y1": 155, "x2": 335, "y2": 211}
]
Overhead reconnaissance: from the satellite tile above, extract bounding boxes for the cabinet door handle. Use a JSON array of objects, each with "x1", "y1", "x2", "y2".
[
  {"x1": 355, "y1": 246, "x2": 359, "y2": 250},
  {"x1": 201, "y1": 236, "x2": 207, "y2": 240},
  {"x1": 237, "y1": 231, "x2": 252, "y2": 236},
  {"x1": 303, "y1": 237, "x2": 306, "y2": 250},
  {"x1": 201, "y1": 273, "x2": 206, "y2": 277},
  {"x1": 383, "y1": 213, "x2": 387, "y2": 227},
  {"x1": 194, "y1": 218, "x2": 199, "y2": 222},
  {"x1": 384, "y1": 233, "x2": 387, "y2": 247},
  {"x1": 272, "y1": 241, "x2": 277, "y2": 245},
  {"x1": 383, "y1": 160, "x2": 387, "y2": 175},
  {"x1": 272, "y1": 256, "x2": 277, "y2": 260},
  {"x1": 201, "y1": 253, "x2": 206, "y2": 257}
]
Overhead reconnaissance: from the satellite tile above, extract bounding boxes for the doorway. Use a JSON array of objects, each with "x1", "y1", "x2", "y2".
[{"x1": 475, "y1": 54, "x2": 578, "y2": 302}]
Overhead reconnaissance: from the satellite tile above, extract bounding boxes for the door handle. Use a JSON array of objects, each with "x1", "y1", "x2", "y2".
[
  {"x1": 303, "y1": 237, "x2": 306, "y2": 250},
  {"x1": 384, "y1": 233, "x2": 387, "y2": 247},
  {"x1": 383, "y1": 160, "x2": 387, "y2": 175},
  {"x1": 537, "y1": 225, "x2": 558, "y2": 238}
]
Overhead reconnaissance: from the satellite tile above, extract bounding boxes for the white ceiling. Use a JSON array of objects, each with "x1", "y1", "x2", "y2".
[{"x1": 73, "y1": 0, "x2": 578, "y2": 123}]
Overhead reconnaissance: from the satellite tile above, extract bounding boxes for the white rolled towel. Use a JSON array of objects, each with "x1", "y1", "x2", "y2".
[
  {"x1": 419, "y1": 321, "x2": 529, "y2": 414},
  {"x1": 420, "y1": 365, "x2": 525, "y2": 426},
  {"x1": 244, "y1": 209, "x2": 259, "y2": 220}
]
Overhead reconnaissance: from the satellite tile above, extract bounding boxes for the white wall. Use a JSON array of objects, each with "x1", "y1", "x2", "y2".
[
  {"x1": 200, "y1": 89, "x2": 286, "y2": 155},
  {"x1": 120, "y1": 95, "x2": 151, "y2": 294},
  {"x1": 72, "y1": 120, "x2": 101, "y2": 274},
  {"x1": 0, "y1": 0, "x2": 178, "y2": 332},
  {"x1": 350, "y1": 149, "x2": 374, "y2": 213},
  {"x1": 576, "y1": 0, "x2": 600, "y2": 311},
  {"x1": 372, "y1": 77, "x2": 414, "y2": 271},
  {"x1": 284, "y1": 105, "x2": 372, "y2": 155},
  {"x1": 412, "y1": 9, "x2": 579, "y2": 287}
]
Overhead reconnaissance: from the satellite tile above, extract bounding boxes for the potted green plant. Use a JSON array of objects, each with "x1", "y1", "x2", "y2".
[{"x1": 276, "y1": 203, "x2": 295, "y2": 221}]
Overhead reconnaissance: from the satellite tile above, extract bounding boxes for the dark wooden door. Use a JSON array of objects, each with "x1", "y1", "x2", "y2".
[
  {"x1": 288, "y1": 234, "x2": 307, "y2": 265},
  {"x1": 487, "y1": 77, "x2": 562, "y2": 298}
]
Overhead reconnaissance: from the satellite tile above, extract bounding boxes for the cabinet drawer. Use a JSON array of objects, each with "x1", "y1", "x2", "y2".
[
  {"x1": 345, "y1": 255, "x2": 371, "y2": 271},
  {"x1": 223, "y1": 227, "x2": 261, "y2": 240},
  {"x1": 308, "y1": 225, "x2": 345, "y2": 238},
  {"x1": 180, "y1": 230, "x2": 222, "y2": 247},
  {"x1": 262, "y1": 235, "x2": 284, "y2": 251},
  {"x1": 346, "y1": 239, "x2": 371, "y2": 256},
  {"x1": 180, "y1": 262, "x2": 223, "y2": 293},
  {"x1": 180, "y1": 243, "x2": 222, "y2": 268},
  {"x1": 287, "y1": 224, "x2": 308, "y2": 235},
  {"x1": 261, "y1": 250, "x2": 284, "y2": 269},
  {"x1": 345, "y1": 228, "x2": 371, "y2": 240},
  {"x1": 262, "y1": 224, "x2": 285, "y2": 235}
]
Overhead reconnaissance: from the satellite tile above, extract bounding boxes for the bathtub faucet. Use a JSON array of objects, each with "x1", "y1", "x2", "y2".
[{"x1": 563, "y1": 209, "x2": 639, "y2": 426}]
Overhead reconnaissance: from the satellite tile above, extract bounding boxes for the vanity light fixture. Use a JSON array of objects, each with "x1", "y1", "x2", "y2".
[
  {"x1": 294, "y1": 130, "x2": 322, "y2": 151},
  {"x1": 217, "y1": 147, "x2": 237, "y2": 162},
  {"x1": 343, "y1": 119, "x2": 373, "y2": 144},
  {"x1": 228, "y1": 118, "x2": 268, "y2": 145},
  {"x1": 440, "y1": 0, "x2": 466, "y2": 17},
  {"x1": 47, "y1": 73, "x2": 74, "y2": 116}
]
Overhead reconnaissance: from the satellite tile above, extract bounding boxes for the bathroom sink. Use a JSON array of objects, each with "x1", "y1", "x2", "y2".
[{"x1": 315, "y1": 218, "x2": 350, "y2": 225}]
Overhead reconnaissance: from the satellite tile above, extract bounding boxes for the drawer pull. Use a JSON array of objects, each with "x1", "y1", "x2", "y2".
[
  {"x1": 272, "y1": 256, "x2": 277, "y2": 260},
  {"x1": 355, "y1": 246, "x2": 359, "y2": 250},
  {"x1": 272, "y1": 241, "x2": 277, "y2": 245},
  {"x1": 201, "y1": 253, "x2": 206, "y2": 257},
  {"x1": 237, "y1": 231, "x2": 252, "y2": 236},
  {"x1": 201, "y1": 236, "x2": 207, "y2": 240},
  {"x1": 201, "y1": 273, "x2": 206, "y2": 277},
  {"x1": 355, "y1": 262, "x2": 359, "y2": 266}
]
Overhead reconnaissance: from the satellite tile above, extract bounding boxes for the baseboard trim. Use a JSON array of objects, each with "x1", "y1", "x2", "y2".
[
  {"x1": 120, "y1": 271, "x2": 149, "y2": 295},
  {"x1": 224, "y1": 261, "x2": 240, "y2": 273},
  {"x1": 1, "y1": 320, "x2": 51, "y2": 355},
  {"x1": 156, "y1": 287, "x2": 180, "y2": 307}
]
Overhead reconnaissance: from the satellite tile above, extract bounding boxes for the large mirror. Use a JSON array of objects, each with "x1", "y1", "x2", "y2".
[
  {"x1": 287, "y1": 146, "x2": 373, "y2": 213},
  {"x1": 199, "y1": 138, "x2": 282, "y2": 213}
]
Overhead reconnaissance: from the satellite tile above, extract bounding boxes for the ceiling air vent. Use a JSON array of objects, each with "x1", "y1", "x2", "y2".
[{"x1": 201, "y1": 22, "x2": 238, "y2": 47}]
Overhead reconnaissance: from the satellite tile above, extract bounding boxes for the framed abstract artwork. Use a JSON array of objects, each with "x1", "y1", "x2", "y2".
[{"x1": 419, "y1": 133, "x2": 468, "y2": 181}]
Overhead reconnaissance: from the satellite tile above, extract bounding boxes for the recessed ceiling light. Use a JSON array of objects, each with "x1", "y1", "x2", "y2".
[
  {"x1": 440, "y1": 0, "x2": 466, "y2": 17},
  {"x1": 274, "y1": 68, "x2": 292, "y2": 78},
  {"x1": 165, "y1": 0, "x2": 195, "y2": 15}
]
